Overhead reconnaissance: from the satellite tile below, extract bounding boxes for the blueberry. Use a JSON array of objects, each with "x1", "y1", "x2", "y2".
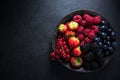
[
  {"x1": 103, "y1": 45, "x2": 108, "y2": 51},
  {"x1": 110, "y1": 32, "x2": 116, "y2": 40},
  {"x1": 103, "y1": 39, "x2": 107, "y2": 44},
  {"x1": 100, "y1": 32, "x2": 107, "y2": 39},
  {"x1": 94, "y1": 37, "x2": 101, "y2": 43},
  {"x1": 98, "y1": 42, "x2": 104, "y2": 48},
  {"x1": 107, "y1": 36, "x2": 111, "y2": 41},
  {"x1": 112, "y1": 42, "x2": 117, "y2": 48},
  {"x1": 99, "y1": 25, "x2": 108, "y2": 32},
  {"x1": 102, "y1": 20, "x2": 107, "y2": 25},
  {"x1": 107, "y1": 46, "x2": 114, "y2": 53},
  {"x1": 107, "y1": 28, "x2": 112, "y2": 34},
  {"x1": 107, "y1": 41, "x2": 111, "y2": 46}
]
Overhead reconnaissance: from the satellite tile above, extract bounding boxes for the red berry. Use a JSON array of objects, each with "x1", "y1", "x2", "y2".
[
  {"x1": 83, "y1": 28, "x2": 91, "y2": 36},
  {"x1": 63, "y1": 41, "x2": 66, "y2": 46},
  {"x1": 83, "y1": 14, "x2": 90, "y2": 19},
  {"x1": 93, "y1": 15, "x2": 102, "y2": 24},
  {"x1": 64, "y1": 45, "x2": 67, "y2": 49},
  {"x1": 73, "y1": 15, "x2": 82, "y2": 23},
  {"x1": 50, "y1": 52, "x2": 55, "y2": 57},
  {"x1": 65, "y1": 54, "x2": 70, "y2": 61},
  {"x1": 78, "y1": 34, "x2": 84, "y2": 41},
  {"x1": 94, "y1": 27, "x2": 99, "y2": 33},
  {"x1": 62, "y1": 53, "x2": 67, "y2": 58},
  {"x1": 55, "y1": 55, "x2": 60, "y2": 59},
  {"x1": 84, "y1": 37, "x2": 92, "y2": 43},
  {"x1": 85, "y1": 16, "x2": 94, "y2": 26},
  {"x1": 80, "y1": 41, "x2": 85, "y2": 46},
  {"x1": 88, "y1": 32, "x2": 95, "y2": 40},
  {"x1": 65, "y1": 48, "x2": 70, "y2": 54},
  {"x1": 77, "y1": 26, "x2": 84, "y2": 33},
  {"x1": 81, "y1": 20, "x2": 86, "y2": 26}
]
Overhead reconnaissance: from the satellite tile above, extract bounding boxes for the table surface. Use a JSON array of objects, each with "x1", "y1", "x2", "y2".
[{"x1": 0, "y1": 0, "x2": 120, "y2": 80}]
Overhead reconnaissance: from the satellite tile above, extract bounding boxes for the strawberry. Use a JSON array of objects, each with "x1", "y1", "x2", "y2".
[
  {"x1": 65, "y1": 31, "x2": 75, "y2": 39},
  {"x1": 78, "y1": 34, "x2": 84, "y2": 41},
  {"x1": 70, "y1": 57, "x2": 83, "y2": 68},
  {"x1": 73, "y1": 15, "x2": 82, "y2": 23},
  {"x1": 77, "y1": 26, "x2": 84, "y2": 33},
  {"x1": 93, "y1": 15, "x2": 102, "y2": 24},
  {"x1": 68, "y1": 21, "x2": 79, "y2": 31},
  {"x1": 72, "y1": 46, "x2": 82, "y2": 56},
  {"x1": 58, "y1": 24, "x2": 68, "y2": 33},
  {"x1": 68, "y1": 37, "x2": 80, "y2": 49}
]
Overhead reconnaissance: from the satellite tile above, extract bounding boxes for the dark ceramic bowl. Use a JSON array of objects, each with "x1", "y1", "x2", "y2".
[{"x1": 52, "y1": 10, "x2": 114, "y2": 72}]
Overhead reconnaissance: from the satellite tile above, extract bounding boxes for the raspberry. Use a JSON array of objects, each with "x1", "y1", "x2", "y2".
[
  {"x1": 81, "y1": 20, "x2": 86, "y2": 26},
  {"x1": 83, "y1": 28, "x2": 91, "y2": 36},
  {"x1": 78, "y1": 34, "x2": 84, "y2": 41},
  {"x1": 83, "y1": 14, "x2": 90, "y2": 19},
  {"x1": 87, "y1": 32, "x2": 95, "y2": 40},
  {"x1": 93, "y1": 15, "x2": 102, "y2": 24},
  {"x1": 80, "y1": 41, "x2": 85, "y2": 46},
  {"x1": 91, "y1": 25, "x2": 99, "y2": 33},
  {"x1": 84, "y1": 37, "x2": 92, "y2": 43},
  {"x1": 85, "y1": 16, "x2": 94, "y2": 26},
  {"x1": 73, "y1": 15, "x2": 82, "y2": 23},
  {"x1": 77, "y1": 26, "x2": 84, "y2": 33}
]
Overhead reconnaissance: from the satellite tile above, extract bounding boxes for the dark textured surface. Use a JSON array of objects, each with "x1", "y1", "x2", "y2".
[{"x1": 0, "y1": 0, "x2": 120, "y2": 80}]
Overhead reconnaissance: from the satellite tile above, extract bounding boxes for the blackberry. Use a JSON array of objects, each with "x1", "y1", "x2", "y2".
[
  {"x1": 90, "y1": 61, "x2": 99, "y2": 70},
  {"x1": 95, "y1": 52, "x2": 104, "y2": 66},
  {"x1": 80, "y1": 43, "x2": 91, "y2": 53},
  {"x1": 91, "y1": 43, "x2": 100, "y2": 53},
  {"x1": 83, "y1": 51, "x2": 94, "y2": 62},
  {"x1": 83, "y1": 61, "x2": 91, "y2": 70}
]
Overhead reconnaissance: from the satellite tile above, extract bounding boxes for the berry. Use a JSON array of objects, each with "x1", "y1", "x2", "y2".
[
  {"x1": 90, "y1": 61, "x2": 99, "y2": 69},
  {"x1": 107, "y1": 28, "x2": 112, "y2": 34},
  {"x1": 73, "y1": 15, "x2": 82, "y2": 23},
  {"x1": 83, "y1": 51, "x2": 94, "y2": 62},
  {"x1": 84, "y1": 37, "x2": 92, "y2": 43},
  {"x1": 98, "y1": 42, "x2": 103, "y2": 48},
  {"x1": 77, "y1": 26, "x2": 84, "y2": 33},
  {"x1": 65, "y1": 48, "x2": 70, "y2": 54},
  {"x1": 78, "y1": 34, "x2": 84, "y2": 41},
  {"x1": 100, "y1": 32, "x2": 107, "y2": 39},
  {"x1": 83, "y1": 14, "x2": 90, "y2": 19},
  {"x1": 102, "y1": 20, "x2": 107, "y2": 25},
  {"x1": 68, "y1": 21, "x2": 79, "y2": 31},
  {"x1": 91, "y1": 43, "x2": 100, "y2": 53},
  {"x1": 93, "y1": 15, "x2": 101, "y2": 24},
  {"x1": 99, "y1": 25, "x2": 108, "y2": 32},
  {"x1": 72, "y1": 46, "x2": 82, "y2": 57},
  {"x1": 80, "y1": 43, "x2": 91, "y2": 53},
  {"x1": 87, "y1": 32, "x2": 95, "y2": 40},
  {"x1": 68, "y1": 37, "x2": 80, "y2": 49},
  {"x1": 107, "y1": 46, "x2": 114, "y2": 53},
  {"x1": 81, "y1": 20, "x2": 86, "y2": 26},
  {"x1": 110, "y1": 32, "x2": 116, "y2": 40},
  {"x1": 103, "y1": 45, "x2": 108, "y2": 51},
  {"x1": 70, "y1": 57, "x2": 83, "y2": 68},
  {"x1": 85, "y1": 16, "x2": 94, "y2": 26},
  {"x1": 112, "y1": 42, "x2": 117, "y2": 48},
  {"x1": 80, "y1": 41, "x2": 85, "y2": 46},
  {"x1": 83, "y1": 29, "x2": 91, "y2": 36},
  {"x1": 58, "y1": 24, "x2": 68, "y2": 33},
  {"x1": 65, "y1": 31, "x2": 75, "y2": 39}
]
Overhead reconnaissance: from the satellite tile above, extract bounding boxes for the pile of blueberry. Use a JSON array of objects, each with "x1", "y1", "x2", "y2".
[{"x1": 81, "y1": 20, "x2": 117, "y2": 70}]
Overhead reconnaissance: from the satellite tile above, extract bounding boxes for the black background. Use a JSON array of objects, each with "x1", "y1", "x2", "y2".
[{"x1": 0, "y1": 0, "x2": 120, "y2": 80}]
